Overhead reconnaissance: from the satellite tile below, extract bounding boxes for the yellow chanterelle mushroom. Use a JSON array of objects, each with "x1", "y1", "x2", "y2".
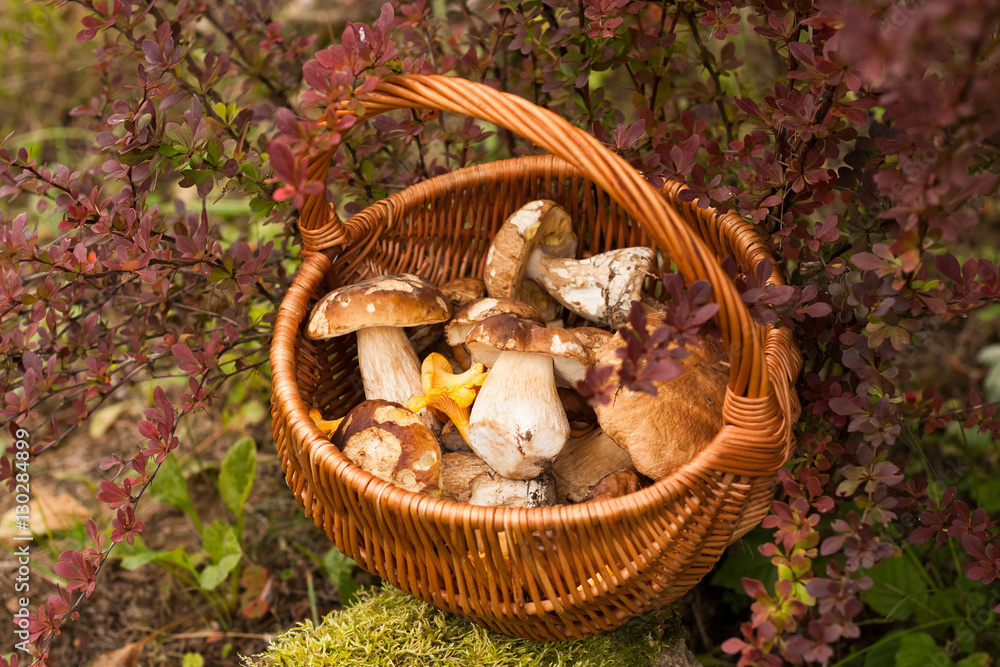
[{"x1": 406, "y1": 353, "x2": 487, "y2": 446}]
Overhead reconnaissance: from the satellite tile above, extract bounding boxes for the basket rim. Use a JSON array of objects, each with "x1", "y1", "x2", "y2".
[{"x1": 271, "y1": 154, "x2": 800, "y2": 530}]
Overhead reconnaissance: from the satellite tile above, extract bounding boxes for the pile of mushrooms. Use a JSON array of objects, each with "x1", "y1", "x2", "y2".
[{"x1": 305, "y1": 200, "x2": 731, "y2": 508}]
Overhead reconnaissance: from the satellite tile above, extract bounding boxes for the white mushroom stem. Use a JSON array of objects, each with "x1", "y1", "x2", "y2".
[
  {"x1": 467, "y1": 351, "x2": 570, "y2": 479},
  {"x1": 355, "y1": 326, "x2": 441, "y2": 433},
  {"x1": 467, "y1": 471, "x2": 556, "y2": 507},
  {"x1": 525, "y1": 246, "x2": 655, "y2": 330}
]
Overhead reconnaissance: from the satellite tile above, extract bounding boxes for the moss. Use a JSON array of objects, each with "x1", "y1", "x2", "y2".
[{"x1": 245, "y1": 584, "x2": 686, "y2": 667}]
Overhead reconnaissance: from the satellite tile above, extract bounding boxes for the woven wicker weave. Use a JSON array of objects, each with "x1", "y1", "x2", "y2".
[{"x1": 269, "y1": 75, "x2": 802, "y2": 641}]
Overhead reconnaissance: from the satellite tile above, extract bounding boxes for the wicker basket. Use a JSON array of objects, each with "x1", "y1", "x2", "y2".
[{"x1": 269, "y1": 75, "x2": 802, "y2": 641}]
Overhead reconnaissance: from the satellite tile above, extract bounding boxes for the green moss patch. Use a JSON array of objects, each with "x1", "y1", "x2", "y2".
[{"x1": 245, "y1": 584, "x2": 685, "y2": 667}]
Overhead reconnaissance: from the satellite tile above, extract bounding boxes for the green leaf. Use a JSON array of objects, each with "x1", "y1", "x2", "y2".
[
  {"x1": 202, "y1": 520, "x2": 241, "y2": 563},
  {"x1": 862, "y1": 632, "x2": 902, "y2": 667},
  {"x1": 120, "y1": 549, "x2": 163, "y2": 571},
  {"x1": 955, "y1": 653, "x2": 991, "y2": 667},
  {"x1": 150, "y1": 455, "x2": 200, "y2": 530},
  {"x1": 199, "y1": 552, "x2": 242, "y2": 591},
  {"x1": 895, "y1": 633, "x2": 951, "y2": 667},
  {"x1": 861, "y1": 555, "x2": 934, "y2": 622},
  {"x1": 219, "y1": 436, "x2": 257, "y2": 519},
  {"x1": 322, "y1": 548, "x2": 359, "y2": 606},
  {"x1": 157, "y1": 546, "x2": 199, "y2": 576},
  {"x1": 182, "y1": 654, "x2": 205, "y2": 667},
  {"x1": 249, "y1": 197, "x2": 275, "y2": 216}
]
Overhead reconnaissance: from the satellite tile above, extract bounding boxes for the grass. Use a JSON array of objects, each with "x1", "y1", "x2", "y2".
[{"x1": 244, "y1": 584, "x2": 686, "y2": 667}]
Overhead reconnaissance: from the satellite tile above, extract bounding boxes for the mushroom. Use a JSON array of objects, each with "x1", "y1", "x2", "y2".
[
  {"x1": 439, "y1": 276, "x2": 486, "y2": 307},
  {"x1": 443, "y1": 297, "x2": 545, "y2": 365},
  {"x1": 406, "y1": 352, "x2": 488, "y2": 447},
  {"x1": 592, "y1": 313, "x2": 730, "y2": 480},
  {"x1": 581, "y1": 470, "x2": 644, "y2": 503},
  {"x1": 467, "y1": 471, "x2": 557, "y2": 508},
  {"x1": 483, "y1": 200, "x2": 577, "y2": 302},
  {"x1": 331, "y1": 400, "x2": 443, "y2": 496},
  {"x1": 309, "y1": 409, "x2": 343, "y2": 438},
  {"x1": 463, "y1": 316, "x2": 583, "y2": 479},
  {"x1": 466, "y1": 315, "x2": 592, "y2": 388},
  {"x1": 440, "y1": 452, "x2": 493, "y2": 502},
  {"x1": 483, "y1": 200, "x2": 656, "y2": 330},
  {"x1": 306, "y1": 273, "x2": 452, "y2": 431},
  {"x1": 550, "y1": 428, "x2": 635, "y2": 502}
]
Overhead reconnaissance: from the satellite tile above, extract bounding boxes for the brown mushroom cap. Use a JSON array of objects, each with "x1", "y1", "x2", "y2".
[
  {"x1": 592, "y1": 314, "x2": 730, "y2": 480},
  {"x1": 483, "y1": 200, "x2": 577, "y2": 301},
  {"x1": 568, "y1": 327, "x2": 614, "y2": 355},
  {"x1": 332, "y1": 400, "x2": 443, "y2": 495},
  {"x1": 465, "y1": 315, "x2": 592, "y2": 387},
  {"x1": 444, "y1": 297, "x2": 545, "y2": 347},
  {"x1": 439, "y1": 277, "x2": 487, "y2": 308},
  {"x1": 581, "y1": 470, "x2": 644, "y2": 503},
  {"x1": 306, "y1": 273, "x2": 452, "y2": 339}
]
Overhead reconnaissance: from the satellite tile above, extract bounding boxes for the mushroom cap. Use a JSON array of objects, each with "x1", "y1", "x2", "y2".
[
  {"x1": 332, "y1": 399, "x2": 443, "y2": 495},
  {"x1": 465, "y1": 315, "x2": 592, "y2": 386},
  {"x1": 568, "y1": 327, "x2": 614, "y2": 355},
  {"x1": 444, "y1": 297, "x2": 545, "y2": 347},
  {"x1": 439, "y1": 277, "x2": 487, "y2": 308},
  {"x1": 483, "y1": 200, "x2": 577, "y2": 300},
  {"x1": 592, "y1": 315, "x2": 730, "y2": 480},
  {"x1": 581, "y1": 470, "x2": 644, "y2": 503},
  {"x1": 306, "y1": 273, "x2": 452, "y2": 340}
]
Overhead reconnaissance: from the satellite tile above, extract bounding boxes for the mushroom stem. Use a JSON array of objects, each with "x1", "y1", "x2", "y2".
[
  {"x1": 356, "y1": 326, "x2": 440, "y2": 432},
  {"x1": 467, "y1": 351, "x2": 570, "y2": 479},
  {"x1": 525, "y1": 247, "x2": 655, "y2": 330}
]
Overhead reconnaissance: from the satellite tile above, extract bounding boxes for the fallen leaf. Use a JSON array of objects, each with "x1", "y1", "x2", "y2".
[
  {"x1": 0, "y1": 489, "x2": 90, "y2": 540},
  {"x1": 88, "y1": 402, "x2": 131, "y2": 439},
  {"x1": 88, "y1": 641, "x2": 143, "y2": 667}
]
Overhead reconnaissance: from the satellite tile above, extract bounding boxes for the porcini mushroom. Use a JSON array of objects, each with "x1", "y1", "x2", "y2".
[
  {"x1": 406, "y1": 352, "x2": 488, "y2": 447},
  {"x1": 463, "y1": 316, "x2": 581, "y2": 479},
  {"x1": 331, "y1": 399, "x2": 443, "y2": 495},
  {"x1": 592, "y1": 314, "x2": 730, "y2": 480},
  {"x1": 443, "y1": 297, "x2": 545, "y2": 366},
  {"x1": 483, "y1": 200, "x2": 577, "y2": 302},
  {"x1": 305, "y1": 273, "x2": 452, "y2": 431},
  {"x1": 483, "y1": 200, "x2": 656, "y2": 330},
  {"x1": 466, "y1": 315, "x2": 592, "y2": 388}
]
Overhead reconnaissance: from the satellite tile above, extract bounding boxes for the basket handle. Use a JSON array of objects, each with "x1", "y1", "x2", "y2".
[{"x1": 300, "y1": 74, "x2": 770, "y2": 400}]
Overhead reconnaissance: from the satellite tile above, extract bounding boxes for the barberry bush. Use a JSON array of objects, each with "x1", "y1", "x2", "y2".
[{"x1": 2, "y1": 0, "x2": 999, "y2": 665}]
